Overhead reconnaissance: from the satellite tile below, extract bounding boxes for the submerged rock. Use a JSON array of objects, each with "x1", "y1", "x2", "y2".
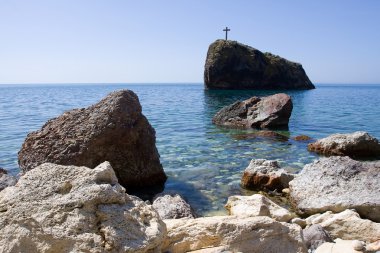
[
  {"x1": 308, "y1": 131, "x2": 380, "y2": 158},
  {"x1": 289, "y1": 156, "x2": 380, "y2": 222},
  {"x1": 241, "y1": 159, "x2": 294, "y2": 191},
  {"x1": 18, "y1": 90, "x2": 166, "y2": 191},
  {"x1": 232, "y1": 130, "x2": 289, "y2": 141},
  {"x1": 293, "y1": 135, "x2": 313, "y2": 141},
  {"x1": 0, "y1": 162, "x2": 166, "y2": 252},
  {"x1": 152, "y1": 194, "x2": 196, "y2": 219},
  {"x1": 225, "y1": 194, "x2": 294, "y2": 222},
  {"x1": 305, "y1": 209, "x2": 380, "y2": 243},
  {"x1": 213, "y1": 93, "x2": 293, "y2": 129},
  {"x1": 162, "y1": 216, "x2": 307, "y2": 253},
  {"x1": 0, "y1": 168, "x2": 17, "y2": 192},
  {"x1": 204, "y1": 40, "x2": 315, "y2": 90}
]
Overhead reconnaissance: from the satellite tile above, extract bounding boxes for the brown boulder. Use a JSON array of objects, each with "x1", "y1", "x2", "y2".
[
  {"x1": 213, "y1": 93, "x2": 293, "y2": 129},
  {"x1": 308, "y1": 131, "x2": 380, "y2": 158},
  {"x1": 18, "y1": 90, "x2": 166, "y2": 191},
  {"x1": 241, "y1": 159, "x2": 294, "y2": 191}
]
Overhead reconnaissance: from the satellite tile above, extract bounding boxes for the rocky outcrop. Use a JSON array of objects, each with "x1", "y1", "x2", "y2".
[
  {"x1": 0, "y1": 168, "x2": 17, "y2": 191},
  {"x1": 308, "y1": 131, "x2": 380, "y2": 158},
  {"x1": 305, "y1": 210, "x2": 380, "y2": 243},
  {"x1": 303, "y1": 225, "x2": 333, "y2": 252},
  {"x1": 162, "y1": 216, "x2": 307, "y2": 253},
  {"x1": 225, "y1": 194, "x2": 294, "y2": 222},
  {"x1": 213, "y1": 93, "x2": 293, "y2": 129},
  {"x1": 18, "y1": 90, "x2": 166, "y2": 191},
  {"x1": 289, "y1": 156, "x2": 380, "y2": 222},
  {"x1": 241, "y1": 159, "x2": 294, "y2": 191},
  {"x1": 204, "y1": 40, "x2": 315, "y2": 90},
  {"x1": 0, "y1": 162, "x2": 166, "y2": 253},
  {"x1": 152, "y1": 194, "x2": 196, "y2": 219}
]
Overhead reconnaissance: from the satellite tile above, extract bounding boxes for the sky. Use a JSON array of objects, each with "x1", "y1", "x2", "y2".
[{"x1": 0, "y1": 0, "x2": 379, "y2": 84}]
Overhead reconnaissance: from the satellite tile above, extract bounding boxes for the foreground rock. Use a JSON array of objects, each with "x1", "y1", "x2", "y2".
[
  {"x1": 152, "y1": 194, "x2": 196, "y2": 219},
  {"x1": 241, "y1": 159, "x2": 294, "y2": 191},
  {"x1": 308, "y1": 131, "x2": 380, "y2": 158},
  {"x1": 162, "y1": 216, "x2": 307, "y2": 253},
  {"x1": 0, "y1": 168, "x2": 17, "y2": 191},
  {"x1": 303, "y1": 225, "x2": 333, "y2": 252},
  {"x1": 0, "y1": 162, "x2": 166, "y2": 252},
  {"x1": 204, "y1": 40, "x2": 315, "y2": 90},
  {"x1": 289, "y1": 156, "x2": 380, "y2": 222},
  {"x1": 18, "y1": 90, "x2": 166, "y2": 191},
  {"x1": 213, "y1": 93, "x2": 293, "y2": 129},
  {"x1": 225, "y1": 194, "x2": 293, "y2": 222},
  {"x1": 305, "y1": 210, "x2": 380, "y2": 243},
  {"x1": 315, "y1": 239, "x2": 365, "y2": 253}
]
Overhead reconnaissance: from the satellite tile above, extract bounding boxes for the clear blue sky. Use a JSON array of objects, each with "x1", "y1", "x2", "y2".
[{"x1": 0, "y1": 0, "x2": 379, "y2": 84}]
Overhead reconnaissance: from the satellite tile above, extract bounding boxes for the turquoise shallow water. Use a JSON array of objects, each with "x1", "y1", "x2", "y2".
[{"x1": 1, "y1": 83, "x2": 380, "y2": 215}]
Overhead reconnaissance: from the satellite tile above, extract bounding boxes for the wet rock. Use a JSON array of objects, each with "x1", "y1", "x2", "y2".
[
  {"x1": 0, "y1": 168, "x2": 17, "y2": 191},
  {"x1": 293, "y1": 135, "x2": 312, "y2": 141},
  {"x1": 305, "y1": 209, "x2": 380, "y2": 243},
  {"x1": 204, "y1": 40, "x2": 315, "y2": 90},
  {"x1": 18, "y1": 90, "x2": 166, "y2": 191},
  {"x1": 152, "y1": 194, "x2": 196, "y2": 219},
  {"x1": 308, "y1": 131, "x2": 380, "y2": 158},
  {"x1": 225, "y1": 194, "x2": 294, "y2": 222},
  {"x1": 315, "y1": 239, "x2": 365, "y2": 253},
  {"x1": 162, "y1": 216, "x2": 307, "y2": 253},
  {"x1": 232, "y1": 130, "x2": 289, "y2": 141},
  {"x1": 241, "y1": 159, "x2": 294, "y2": 191},
  {"x1": 289, "y1": 156, "x2": 380, "y2": 222},
  {"x1": 0, "y1": 162, "x2": 166, "y2": 252},
  {"x1": 213, "y1": 93, "x2": 293, "y2": 129},
  {"x1": 303, "y1": 224, "x2": 333, "y2": 252}
]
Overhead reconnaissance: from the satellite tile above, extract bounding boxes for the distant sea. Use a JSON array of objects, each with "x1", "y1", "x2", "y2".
[{"x1": 1, "y1": 83, "x2": 380, "y2": 215}]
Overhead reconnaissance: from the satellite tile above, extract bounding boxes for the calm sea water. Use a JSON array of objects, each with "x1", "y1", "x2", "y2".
[{"x1": 1, "y1": 84, "x2": 379, "y2": 215}]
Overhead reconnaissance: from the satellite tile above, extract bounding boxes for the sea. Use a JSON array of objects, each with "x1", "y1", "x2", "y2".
[{"x1": 1, "y1": 83, "x2": 379, "y2": 216}]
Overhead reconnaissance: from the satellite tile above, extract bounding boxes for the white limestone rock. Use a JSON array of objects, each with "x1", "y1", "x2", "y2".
[
  {"x1": 0, "y1": 162, "x2": 166, "y2": 253},
  {"x1": 225, "y1": 194, "x2": 294, "y2": 222},
  {"x1": 162, "y1": 216, "x2": 307, "y2": 253}
]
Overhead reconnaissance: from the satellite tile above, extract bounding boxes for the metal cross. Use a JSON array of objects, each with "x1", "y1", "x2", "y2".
[{"x1": 223, "y1": 27, "x2": 230, "y2": 40}]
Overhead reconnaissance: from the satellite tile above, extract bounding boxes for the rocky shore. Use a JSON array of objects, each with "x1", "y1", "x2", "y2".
[{"x1": 1, "y1": 90, "x2": 379, "y2": 253}]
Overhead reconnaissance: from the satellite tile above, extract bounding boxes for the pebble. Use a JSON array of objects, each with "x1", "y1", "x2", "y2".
[{"x1": 351, "y1": 240, "x2": 365, "y2": 251}]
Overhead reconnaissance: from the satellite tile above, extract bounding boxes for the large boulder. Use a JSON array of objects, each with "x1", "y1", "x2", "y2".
[
  {"x1": 289, "y1": 156, "x2": 380, "y2": 222},
  {"x1": 305, "y1": 210, "x2": 380, "y2": 243},
  {"x1": 204, "y1": 40, "x2": 314, "y2": 90},
  {"x1": 162, "y1": 216, "x2": 307, "y2": 253},
  {"x1": 225, "y1": 194, "x2": 294, "y2": 222},
  {"x1": 0, "y1": 168, "x2": 17, "y2": 192},
  {"x1": 18, "y1": 90, "x2": 166, "y2": 191},
  {"x1": 308, "y1": 131, "x2": 380, "y2": 158},
  {"x1": 0, "y1": 162, "x2": 166, "y2": 252},
  {"x1": 213, "y1": 93, "x2": 293, "y2": 129},
  {"x1": 152, "y1": 194, "x2": 196, "y2": 219},
  {"x1": 241, "y1": 159, "x2": 294, "y2": 191}
]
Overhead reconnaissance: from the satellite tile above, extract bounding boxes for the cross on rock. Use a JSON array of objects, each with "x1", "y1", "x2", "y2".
[{"x1": 223, "y1": 27, "x2": 230, "y2": 40}]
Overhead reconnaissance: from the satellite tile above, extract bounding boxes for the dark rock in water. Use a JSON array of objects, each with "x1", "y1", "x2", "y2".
[
  {"x1": 308, "y1": 131, "x2": 380, "y2": 158},
  {"x1": 18, "y1": 90, "x2": 167, "y2": 191},
  {"x1": 289, "y1": 156, "x2": 380, "y2": 222},
  {"x1": 204, "y1": 40, "x2": 315, "y2": 90},
  {"x1": 241, "y1": 159, "x2": 294, "y2": 191},
  {"x1": 232, "y1": 130, "x2": 289, "y2": 142},
  {"x1": 152, "y1": 194, "x2": 196, "y2": 219},
  {"x1": 303, "y1": 224, "x2": 333, "y2": 252},
  {"x1": 213, "y1": 93, "x2": 293, "y2": 129},
  {"x1": 292, "y1": 135, "x2": 312, "y2": 141},
  {"x1": 0, "y1": 168, "x2": 17, "y2": 191}
]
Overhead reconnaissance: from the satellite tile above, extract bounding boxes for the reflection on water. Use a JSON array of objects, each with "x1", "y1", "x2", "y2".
[{"x1": 1, "y1": 84, "x2": 380, "y2": 215}]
